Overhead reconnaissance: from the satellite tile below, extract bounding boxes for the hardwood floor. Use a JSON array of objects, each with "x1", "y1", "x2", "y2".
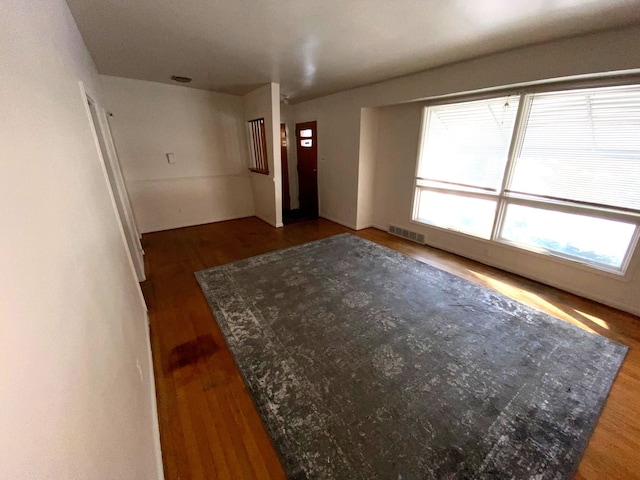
[{"x1": 143, "y1": 216, "x2": 640, "y2": 480}]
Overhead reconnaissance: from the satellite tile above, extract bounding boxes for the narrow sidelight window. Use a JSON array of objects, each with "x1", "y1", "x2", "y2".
[{"x1": 247, "y1": 118, "x2": 269, "y2": 174}]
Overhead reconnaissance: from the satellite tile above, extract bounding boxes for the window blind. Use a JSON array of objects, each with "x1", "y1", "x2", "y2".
[
  {"x1": 418, "y1": 96, "x2": 519, "y2": 192},
  {"x1": 508, "y1": 85, "x2": 640, "y2": 211}
]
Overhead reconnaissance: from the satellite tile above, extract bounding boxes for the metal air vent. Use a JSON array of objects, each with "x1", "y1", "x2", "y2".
[{"x1": 388, "y1": 225, "x2": 426, "y2": 244}]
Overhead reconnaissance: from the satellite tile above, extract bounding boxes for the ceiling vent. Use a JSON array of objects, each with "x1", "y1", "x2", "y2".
[{"x1": 171, "y1": 75, "x2": 192, "y2": 83}]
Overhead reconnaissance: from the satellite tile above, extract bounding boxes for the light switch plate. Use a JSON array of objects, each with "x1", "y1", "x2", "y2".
[{"x1": 166, "y1": 153, "x2": 175, "y2": 164}]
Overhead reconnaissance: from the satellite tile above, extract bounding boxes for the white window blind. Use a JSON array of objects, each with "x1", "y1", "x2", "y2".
[
  {"x1": 418, "y1": 96, "x2": 519, "y2": 192},
  {"x1": 414, "y1": 82, "x2": 640, "y2": 273},
  {"x1": 508, "y1": 85, "x2": 640, "y2": 211}
]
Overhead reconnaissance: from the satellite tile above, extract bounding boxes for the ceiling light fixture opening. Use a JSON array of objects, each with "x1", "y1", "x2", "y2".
[{"x1": 171, "y1": 75, "x2": 192, "y2": 83}]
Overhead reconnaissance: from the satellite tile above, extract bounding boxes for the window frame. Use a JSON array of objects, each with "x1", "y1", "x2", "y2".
[
  {"x1": 247, "y1": 117, "x2": 269, "y2": 175},
  {"x1": 412, "y1": 80, "x2": 640, "y2": 275}
]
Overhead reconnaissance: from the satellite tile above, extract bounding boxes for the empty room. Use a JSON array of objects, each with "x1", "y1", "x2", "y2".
[{"x1": 3, "y1": 0, "x2": 640, "y2": 479}]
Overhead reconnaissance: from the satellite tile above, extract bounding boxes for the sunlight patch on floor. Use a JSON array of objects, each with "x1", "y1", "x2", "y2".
[
  {"x1": 573, "y1": 309, "x2": 611, "y2": 330},
  {"x1": 467, "y1": 271, "x2": 606, "y2": 334}
]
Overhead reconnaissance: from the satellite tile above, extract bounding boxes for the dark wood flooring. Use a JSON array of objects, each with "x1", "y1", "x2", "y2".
[{"x1": 142, "y1": 217, "x2": 640, "y2": 480}]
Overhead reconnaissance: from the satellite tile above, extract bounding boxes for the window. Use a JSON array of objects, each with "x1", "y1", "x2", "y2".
[
  {"x1": 415, "y1": 95, "x2": 519, "y2": 238},
  {"x1": 413, "y1": 84, "x2": 640, "y2": 273},
  {"x1": 247, "y1": 118, "x2": 269, "y2": 174}
]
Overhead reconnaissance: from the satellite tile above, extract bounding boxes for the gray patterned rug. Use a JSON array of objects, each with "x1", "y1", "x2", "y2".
[{"x1": 195, "y1": 233, "x2": 627, "y2": 479}]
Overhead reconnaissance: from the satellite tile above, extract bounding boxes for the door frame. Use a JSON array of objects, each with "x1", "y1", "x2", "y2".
[
  {"x1": 280, "y1": 123, "x2": 291, "y2": 212},
  {"x1": 295, "y1": 120, "x2": 319, "y2": 218},
  {"x1": 81, "y1": 82, "x2": 146, "y2": 284}
]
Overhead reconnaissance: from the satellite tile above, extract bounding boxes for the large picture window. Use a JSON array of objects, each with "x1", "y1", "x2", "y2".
[{"x1": 413, "y1": 84, "x2": 640, "y2": 273}]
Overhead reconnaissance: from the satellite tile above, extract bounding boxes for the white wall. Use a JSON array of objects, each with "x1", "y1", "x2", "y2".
[
  {"x1": 291, "y1": 101, "x2": 362, "y2": 228},
  {"x1": 0, "y1": 1, "x2": 162, "y2": 479},
  {"x1": 294, "y1": 25, "x2": 640, "y2": 229},
  {"x1": 292, "y1": 25, "x2": 640, "y2": 315},
  {"x1": 371, "y1": 101, "x2": 640, "y2": 316},
  {"x1": 356, "y1": 108, "x2": 379, "y2": 230},
  {"x1": 100, "y1": 76, "x2": 255, "y2": 233},
  {"x1": 243, "y1": 83, "x2": 283, "y2": 227}
]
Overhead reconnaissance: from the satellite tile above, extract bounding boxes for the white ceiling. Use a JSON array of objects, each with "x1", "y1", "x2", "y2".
[{"x1": 66, "y1": 0, "x2": 640, "y2": 102}]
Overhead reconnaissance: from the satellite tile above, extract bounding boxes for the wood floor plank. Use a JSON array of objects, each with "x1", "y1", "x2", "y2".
[
  {"x1": 144, "y1": 217, "x2": 640, "y2": 479},
  {"x1": 204, "y1": 386, "x2": 258, "y2": 479},
  {"x1": 174, "y1": 386, "x2": 208, "y2": 480},
  {"x1": 151, "y1": 310, "x2": 191, "y2": 479},
  {"x1": 223, "y1": 386, "x2": 275, "y2": 480},
  {"x1": 191, "y1": 381, "x2": 234, "y2": 480},
  {"x1": 227, "y1": 385, "x2": 287, "y2": 480}
]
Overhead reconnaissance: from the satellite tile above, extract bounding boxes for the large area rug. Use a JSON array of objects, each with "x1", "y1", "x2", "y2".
[{"x1": 195, "y1": 233, "x2": 627, "y2": 479}]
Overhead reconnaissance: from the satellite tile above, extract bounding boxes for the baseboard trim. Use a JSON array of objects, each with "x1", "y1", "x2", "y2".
[
  {"x1": 355, "y1": 223, "x2": 374, "y2": 230},
  {"x1": 128, "y1": 173, "x2": 250, "y2": 184},
  {"x1": 141, "y1": 213, "x2": 256, "y2": 234},
  {"x1": 145, "y1": 312, "x2": 165, "y2": 480},
  {"x1": 255, "y1": 213, "x2": 277, "y2": 228},
  {"x1": 319, "y1": 214, "x2": 357, "y2": 230}
]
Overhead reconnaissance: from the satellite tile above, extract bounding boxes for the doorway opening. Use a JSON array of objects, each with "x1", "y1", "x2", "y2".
[
  {"x1": 280, "y1": 123, "x2": 291, "y2": 212},
  {"x1": 284, "y1": 121, "x2": 318, "y2": 224}
]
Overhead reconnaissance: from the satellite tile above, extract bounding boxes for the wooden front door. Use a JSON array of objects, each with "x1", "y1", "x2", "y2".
[
  {"x1": 280, "y1": 124, "x2": 291, "y2": 211},
  {"x1": 295, "y1": 121, "x2": 318, "y2": 218}
]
